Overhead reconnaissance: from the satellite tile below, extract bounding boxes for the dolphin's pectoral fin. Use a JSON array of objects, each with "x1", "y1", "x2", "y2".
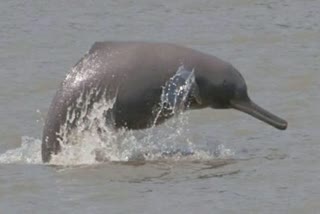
[
  {"x1": 162, "y1": 66, "x2": 202, "y2": 113},
  {"x1": 191, "y1": 80, "x2": 202, "y2": 105}
]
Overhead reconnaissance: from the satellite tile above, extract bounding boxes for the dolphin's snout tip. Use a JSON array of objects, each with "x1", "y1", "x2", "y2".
[{"x1": 276, "y1": 120, "x2": 288, "y2": 130}]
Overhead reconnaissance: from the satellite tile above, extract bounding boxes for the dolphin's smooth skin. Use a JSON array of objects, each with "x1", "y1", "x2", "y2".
[{"x1": 42, "y1": 41, "x2": 288, "y2": 162}]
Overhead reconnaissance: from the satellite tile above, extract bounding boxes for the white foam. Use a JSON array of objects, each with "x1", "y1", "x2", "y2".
[
  {"x1": 0, "y1": 136, "x2": 42, "y2": 164},
  {"x1": 0, "y1": 130, "x2": 234, "y2": 165}
]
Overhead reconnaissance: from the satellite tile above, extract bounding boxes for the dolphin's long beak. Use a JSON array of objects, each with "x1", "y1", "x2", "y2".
[{"x1": 230, "y1": 99, "x2": 288, "y2": 130}]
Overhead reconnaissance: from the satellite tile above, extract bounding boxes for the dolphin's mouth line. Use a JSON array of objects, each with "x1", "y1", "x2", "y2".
[{"x1": 230, "y1": 99, "x2": 288, "y2": 130}]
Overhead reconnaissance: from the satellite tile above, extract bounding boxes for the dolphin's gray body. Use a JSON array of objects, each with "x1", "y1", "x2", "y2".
[{"x1": 42, "y1": 41, "x2": 287, "y2": 162}]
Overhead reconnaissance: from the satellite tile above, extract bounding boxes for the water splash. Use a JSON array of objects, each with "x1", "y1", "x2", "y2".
[
  {"x1": 0, "y1": 136, "x2": 42, "y2": 164},
  {"x1": 64, "y1": 51, "x2": 102, "y2": 88},
  {"x1": 0, "y1": 133, "x2": 234, "y2": 165},
  {"x1": 0, "y1": 67, "x2": 234, "y2": 165}
]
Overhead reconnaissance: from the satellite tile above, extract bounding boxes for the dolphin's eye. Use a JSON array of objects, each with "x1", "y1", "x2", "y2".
[{"x1": 222, "y1": 80, "x2": 235, "y2": 98}]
